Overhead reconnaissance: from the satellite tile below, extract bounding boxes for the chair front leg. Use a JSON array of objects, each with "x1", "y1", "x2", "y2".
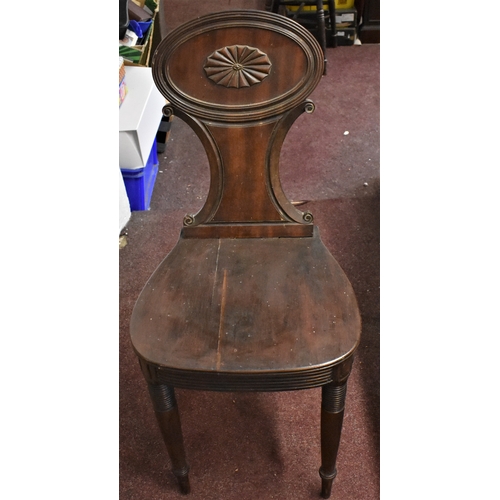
[
  {"x1": 319, "y1": 381, "x2": 348, "y2": 499},
  {"x1": 148, "y1": 383, "x2": 190, "y2": 494}
]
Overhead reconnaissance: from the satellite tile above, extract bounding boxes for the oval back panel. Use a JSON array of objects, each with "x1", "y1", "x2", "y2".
[{"x1": 152, "y1": 10, "x2": 324, "y2": 122}]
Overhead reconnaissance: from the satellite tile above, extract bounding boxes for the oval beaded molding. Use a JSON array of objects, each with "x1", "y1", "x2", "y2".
[
  {"x1": 204, "y1": 45, "x2": 272, "y2": 88},
  {"x1": 151, "y1": 10, "x2": 324, "y2": 122}
]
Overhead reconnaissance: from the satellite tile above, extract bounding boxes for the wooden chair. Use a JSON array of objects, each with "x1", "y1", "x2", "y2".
[{"x1": 130, "y1": 10, "x2": 361, "y2": 499}]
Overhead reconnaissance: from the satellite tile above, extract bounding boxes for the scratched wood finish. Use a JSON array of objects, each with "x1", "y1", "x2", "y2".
[
  {"x1": 130, "y1": 10, "x2": 361, "y2": 498},
  {"x1": 131, "y1": 229, "x2": 360, "y2": 381}
]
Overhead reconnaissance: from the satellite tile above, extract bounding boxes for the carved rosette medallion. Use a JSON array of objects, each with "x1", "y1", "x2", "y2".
[{"x1": 204, "y1": 45, "x2": 272, "y2": 88}]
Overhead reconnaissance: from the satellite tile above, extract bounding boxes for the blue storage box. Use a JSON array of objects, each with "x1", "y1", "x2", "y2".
[{"x1": 121, "y1": 139, "x2": 159, "y2": 211}]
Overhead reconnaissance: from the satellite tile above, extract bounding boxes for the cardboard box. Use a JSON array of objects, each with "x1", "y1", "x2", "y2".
[
  {"x1": 119, "y1": 16, "x2": 155, "y2": 65},
  {"x1": 120, "y1": 0, "x2": 158, "y2": 67},
  {"x1": 119, "y1": 66, "x2": 165, "y2": 170},
  {"x1": 335, "y1": 8, "x2": 357, "y2": 27}
]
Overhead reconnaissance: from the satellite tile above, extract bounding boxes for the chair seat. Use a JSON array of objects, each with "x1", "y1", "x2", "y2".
[{"x1": 131, "y1": 228, "x2": 361, "y2": 391}]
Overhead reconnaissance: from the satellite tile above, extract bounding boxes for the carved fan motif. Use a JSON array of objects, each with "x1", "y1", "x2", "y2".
[{"x1": 204, "y1": 45, "x2": 272, "y2": 88}]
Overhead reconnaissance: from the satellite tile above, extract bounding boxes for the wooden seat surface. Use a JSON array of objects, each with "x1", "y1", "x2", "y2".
[{"x1": 130, "y1": 229, "x2": 360, "y2": 390}]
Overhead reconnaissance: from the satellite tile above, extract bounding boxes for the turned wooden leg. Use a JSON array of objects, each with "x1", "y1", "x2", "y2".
[
  {"x1": 319, "y1": 382, "x2": 348, "y2": 499},
  {"x1": 148, "y1": 383, "x2": 190, "y2": 494}
]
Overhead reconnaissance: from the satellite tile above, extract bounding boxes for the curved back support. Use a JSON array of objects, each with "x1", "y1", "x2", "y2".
[{"x1": 151, "y1": 10, "x2": 325, "y2": 238}]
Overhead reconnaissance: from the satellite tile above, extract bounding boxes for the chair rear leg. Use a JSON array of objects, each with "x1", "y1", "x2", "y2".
[
  {"x1": 148, "y1": 383, "x2": 191, "y2": 494},
  {"x1": 319, "y1": 381, "x2": 348, "y2": 498}
]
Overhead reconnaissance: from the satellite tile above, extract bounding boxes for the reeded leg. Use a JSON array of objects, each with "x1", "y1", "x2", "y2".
[
  {"x1": 319, "y1": 382, "x2": 348, "y2": 499},
  {"x1": 148, "y1": 383, "x2": 190, "y2": 494}
]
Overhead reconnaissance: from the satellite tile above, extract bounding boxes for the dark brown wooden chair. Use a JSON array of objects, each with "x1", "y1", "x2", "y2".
[{"x1": 130, "y1": 10, "x2": 361, "y2": 499}]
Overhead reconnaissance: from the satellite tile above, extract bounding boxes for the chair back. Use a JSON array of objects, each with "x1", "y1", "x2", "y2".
[{"x1": 151, "y1": 10, "x2": 325, "y2": 239}]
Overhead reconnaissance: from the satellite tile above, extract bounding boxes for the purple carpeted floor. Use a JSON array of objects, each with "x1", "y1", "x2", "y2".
[{"x1": 120, "y1": 1, "x2": 379, "y2": 498}]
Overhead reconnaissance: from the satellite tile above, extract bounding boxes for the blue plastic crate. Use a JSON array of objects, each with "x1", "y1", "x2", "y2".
[{"x1": 121, "y1": 139, "x2": 159, "y2": 211}]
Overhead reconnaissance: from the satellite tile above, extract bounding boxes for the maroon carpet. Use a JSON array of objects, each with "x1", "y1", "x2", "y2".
[{"x1": 120, "y1": 2, "x2": 379, "y2": 498}]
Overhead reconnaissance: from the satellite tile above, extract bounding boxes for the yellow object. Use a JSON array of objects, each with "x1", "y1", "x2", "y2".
[
  {"x1": 335, "y1": 0, "x2": 355, "y2": 7},
  {"x1": 288, "y1": 0, "x2": 355, "y2": 12}
]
